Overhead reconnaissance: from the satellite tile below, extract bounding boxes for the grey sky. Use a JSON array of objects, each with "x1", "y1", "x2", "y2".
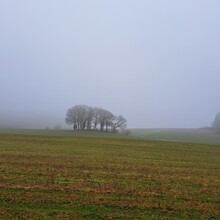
[{"x1": 0, "y1": 1, "x2": 220, "y2": 128}]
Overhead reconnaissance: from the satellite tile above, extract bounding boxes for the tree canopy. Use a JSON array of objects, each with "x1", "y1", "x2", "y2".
[{"x1": 65, "y1": 105, "x2": 127, "y2": 132}]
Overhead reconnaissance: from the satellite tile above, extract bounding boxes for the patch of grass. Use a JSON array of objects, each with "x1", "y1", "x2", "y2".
[
  {"x1": 131, "y1": 128, "x2": 220, "y2": 145},
  {"x1": 0, "y1": 128, "x2": 128, "y2": 139},
  {"x1": 0, "y1": 134, "x2": 220, "y2": 219}
]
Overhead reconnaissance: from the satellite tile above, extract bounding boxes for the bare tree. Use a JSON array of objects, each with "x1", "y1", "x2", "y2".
[
  {"x1": 212, "y1": 113, "x2": 220, "y2": 134},
  {"x1": 112, "y1": 115, "x2": 127, "y2": 132},
  {"x1": 92, "y1": 107, "x2": 100, "y2": 130},
  {"x1": 65, "y1": 107, "x2": 78, "y2": 130},
  {"x1": 85, "y1": 107, "x2": 94, "y2": 130},
  {"x1": 97, "y1": 108, "x2": 114, "y2": 131},
  {"x1": 76, "y1": 105, "x2": 88, "y2": 130},
  {"x1": 65, "y1": 105, "x2": 88, "y2": 130}
]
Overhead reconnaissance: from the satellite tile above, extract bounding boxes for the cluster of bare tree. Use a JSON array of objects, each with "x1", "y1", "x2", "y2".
[{"x1": 65, "y1": 105, "x2": 127, "y2": 132}]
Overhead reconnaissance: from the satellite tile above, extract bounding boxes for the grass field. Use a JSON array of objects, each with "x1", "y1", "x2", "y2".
[
  {"x1": 1, "y1": 128, "x2": 220, "y2": 145},
  {"x1": 0, "y1": 133, "x2": 220, "y2": 219},
  {"x1": 0, "y1": 129, "x2": 125, "y2": 138},
  {"x1": 131, "y1": 128, "x2": 220, "y2": 145}
]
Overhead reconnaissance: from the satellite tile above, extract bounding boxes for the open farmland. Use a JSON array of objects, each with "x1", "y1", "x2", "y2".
[
  {"x1": 131, "y1": 128, "x2": 220, "y2": 145},
  {"x1": 0, "y1": 134, "x2": 220, "y2": 219},
  {"x1": 1, "y1": 128, "x2": 220, "y2": 145}
]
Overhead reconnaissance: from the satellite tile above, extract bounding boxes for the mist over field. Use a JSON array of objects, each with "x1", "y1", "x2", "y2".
[
  {"x1": 0, "y1": 112, "x2": 63, "y2": 129},
  {"x1": 0, "y1": 1, "x2": 220, "y2": 129}
]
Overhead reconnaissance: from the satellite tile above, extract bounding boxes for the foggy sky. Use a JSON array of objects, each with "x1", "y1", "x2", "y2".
[{"x1": 0, "y1": 1, "x2": 220, "y2": 128}]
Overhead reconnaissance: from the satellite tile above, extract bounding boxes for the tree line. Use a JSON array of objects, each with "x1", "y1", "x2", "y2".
[{"x1": 65, "y1": 105, "x2": 127, "y2": 132}]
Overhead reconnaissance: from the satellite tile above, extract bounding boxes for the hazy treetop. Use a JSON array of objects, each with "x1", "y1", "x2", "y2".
[{"x1": 0, "y1": 1, "x2": 220, "y2": 128}]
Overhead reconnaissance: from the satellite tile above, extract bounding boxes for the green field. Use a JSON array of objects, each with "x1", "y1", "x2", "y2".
[
  {"x1": 0, "y1": 132, "x2": 220, "y2": 219},
  {"x1": 0, "y1": 129, "x2": 126, "y2": 138},
  {"x1": 131, "y1": 128, "x2": 220, "y2": 145},
  {"x1": 1, "y1": 128, "x2": 220, "y2": 145}
]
